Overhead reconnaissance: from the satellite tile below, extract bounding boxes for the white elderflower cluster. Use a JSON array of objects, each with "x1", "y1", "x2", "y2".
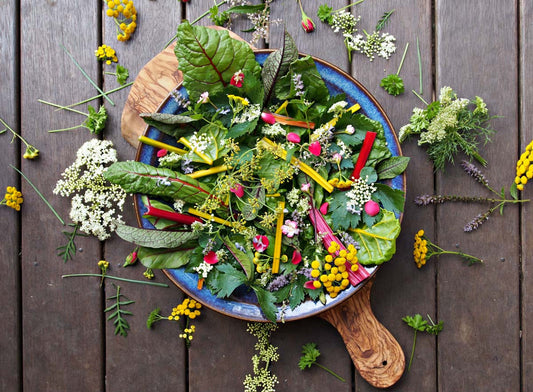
[
  {"x1": 261, "y1": 122, "x2": 286, "y2": 137},
  {"x1": 345, "y1": 176, "x2": 376, "y2": 215},
  {"x1": 331, "y1": 10, "x2": 360, "y2": 34},
  {"x1": 327, "y1": 100, "x2": 348, "y2": 116},
  {"x1": 188, "y1": 132, "x2": 210, "y2": 154},
  {"x1": 54, "y1": 139, "x2": 126, "y2": 240},
  {"x1": 345, "y1": 31, "x2": 396, "y2": 61},
  {"x1": 234, "y1": 103, "x2": 261, "y2": 123},
  {"x1": 193, "y1": 261, "x2": 213, "y2": 279},
  {"x1": 286, "y1": 188, "x2": 300, "y2": 207},
  {"x1": 158, "y1": 151, "x2": 183, "y2": 168}
]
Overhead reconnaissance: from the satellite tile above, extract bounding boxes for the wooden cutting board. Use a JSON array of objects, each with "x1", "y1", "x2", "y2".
[{"x1": 121, "y1": 39, "x2": 405, "y2": 389}]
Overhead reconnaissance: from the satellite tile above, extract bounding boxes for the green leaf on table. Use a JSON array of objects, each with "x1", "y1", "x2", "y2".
[
  {"x1": 317, "y1": 4, "x2": 334, "y2": 24},
  {"x1": 373, "y1": 183, "x2": 405, "y2": 214},
  {"x1": 376, "y1": 156, "x2": 410, "y2": 179},
  {"x1": 105, "y1": 285, "x2": 134, "y2": 337},
  {"x1": 402, "y1": 314, "x2": 427, "y2": 332},
  {"x1": 375, "y1": 10, "x2": 395, "y2": 32},
  {"x1": 298, "y1": 343, "x2": 321, "y2": 369},
  {"x1": 510, "y1": 182, "x2": 518, "y2": 200},
  {"x1": 262, "y1": 29, "x2": 298, "y2": 107},
  {"x1": 116, "y1": 64, "x2": 129, "y2": 85},
  {"x1": 115, "y1": 224, "x2": 198, "y2": 248},
  {"x1": 175, "y1": 21, "x2": 260, "y2": 102},
  {"x1": 350, "y1": 210, "x2": 401, "y2": 265},
  {"x1": 83, "y1": 105, "x2": 107, "y2": 134},
  {"x1": 104, "y1": 161, "x2": 214, "y2": 206},
  {"x1": 137, "y1": 246, "x2": 195, "y2": 269}
]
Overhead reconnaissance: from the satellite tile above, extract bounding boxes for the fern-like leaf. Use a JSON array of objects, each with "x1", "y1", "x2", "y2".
[
  {"x1": 105, "y1": 285, "x2": 135, "y2": 337},
  {"x1": 375, "y1": 10, "x2": 395, "y2": 31},
  {"x1": 56, "y1": 223, "x2": 87, "y2": 263}
]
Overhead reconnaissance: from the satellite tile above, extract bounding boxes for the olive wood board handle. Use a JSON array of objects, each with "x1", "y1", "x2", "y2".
[{"x1": 120, "y1": 31, "x2": 405, "y2": 389}]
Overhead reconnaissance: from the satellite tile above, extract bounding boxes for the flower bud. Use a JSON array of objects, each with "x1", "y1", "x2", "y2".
[
  {"x1": 364, "y1": 200, "x2": 380, "y2": 216},
  {"x1": 261, "y1": 112, "x2": 276, "y2": 124},
  {"x1": 286, "y1": 132, "x2": 301, "y2": 143},
  {"x1": 301, "y1": 15, "x2": 315, "y2": 33}
]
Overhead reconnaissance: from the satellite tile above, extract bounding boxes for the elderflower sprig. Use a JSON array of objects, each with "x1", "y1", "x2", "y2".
[
  {"x1": 53, "y1": 139, "x2": 126, "y2": 240},
  {"x1": 0, "y1": 117, "x2": 40, "y2": 159},
  {"x1": 243, "y1": 322, "x2": 279, "y2": 392},
  {"x1": 414, "y1": 160, "x2": 529, "y2": 232},
  {"x1": 399, "y1": 86, "x2": 498, "y2": 170}
]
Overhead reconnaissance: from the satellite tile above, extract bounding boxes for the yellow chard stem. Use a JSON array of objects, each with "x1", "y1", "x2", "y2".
[
  {"x1": 187, "y1": 208, "x2": 233, "y2": 227},
  {"x1": 179, "y1": 137, "x2": 214, "y2": 165},
  {"x1": 138, "y1": 136, "x2": 187, "y2": 155},
  {"x1": 272, "y1": 201, "x2": 285, "y2": 274},
  {"x1": 348, "y1": 103, "x2": 360, "y2": 113},
  {"x1": 188, "y1": 165, "x2": 228, "y2": 179},
  {"x1": 260, "y1": 138, "x2": 334, "y2": 193}
]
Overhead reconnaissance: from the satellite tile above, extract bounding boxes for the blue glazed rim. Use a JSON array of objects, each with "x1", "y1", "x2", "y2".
[{"x1": 134, "y1": 50, "x2": 405, "y2": 322}]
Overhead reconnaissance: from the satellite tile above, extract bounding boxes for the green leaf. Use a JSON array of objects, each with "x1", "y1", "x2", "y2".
[
  {"x1": 376, "y1": 156, "x2": 410, "y2": 180},
  {"x1": 225, "y1": 4, "x2": 267, "y2": 15},
  {"x1": 210, "y1": 263, "x2": 247, "y2": 298},
  {"x1": 373, "y1": 183, "x2": 405, "y2": 214},
  {"x1": 289, "y1": 281, "x2": 305, "y2": 310},
  {"x1": 83, "y1": 105, "x2": 107, "y2": 134},
  {"x1": 115, "y1": 224, "x2": 198, "y2": 248},
  {"x1": 261, "y1": 29, "x2": 298, "y2": 107},
  {"x1": 104, "y1": 161, "x2": 214, "y2": 206},
  {"x1": 190, "y1": 123, "x2": 230, "y2": 163},
  {"x1": 510, "y1": 182, "x2": 518, "y2": 200},
  {"x1": 175, "y1": 21, "x2": 260, "y2": 102},
  {"x1": 380, "y1": 74, "x2": 404, "y2": 96},
  {"x1": 375, "y1": 10, "x2": 395, "y2": 31},
  {"x1": 252, "y1": 285, "x2": 278, "y2": 322},
  {"x1": 141, "y1": 197, "x2": 183, "y2": 230},
  {"x1": 350, "y1": 210, "x2": 401, "y2": 265},
  {"x1": 275, "y1": 56, "x2": 329, "y2": 104},
  {"x1": 402, "y1": 314, "x2": 427, "y2": 332},
  {"x1": 222, "y1": 236, "x2": 255, "y2": 280},
  {"x1": 317, "y1": 4, "x2": 334, "y2": 24},
  {"x1": 227, "y1": 118, "x2": 258, "y2": 139},
  {"x1": 335, "y1": 113, "x2": 382, "y2": 147},
  {"x1": 329, "y1": 191, "x2": 361, "y2": 230},
  {"x1": 140, "y1": 112, "x2": 197, "y2": 138},
  {"x1": 146, "y1": 308, "x2": 161, "y2": 329},
  {"x1": 137, "y1": 246, "x2": 195, "y2": 269},
  {"x1": 116, "y1": 64, "x2": 129, "y2": 85},
  {"x1": 298, "y1": 343, "x2": 320, "y2": 369}
]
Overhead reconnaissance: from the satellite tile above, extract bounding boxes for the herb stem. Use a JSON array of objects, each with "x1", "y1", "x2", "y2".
[
  {"x1": 335, "y1": 0, "x2": 364, "y2": 13},
  {"x1": 61, "y1": 273, "x2": 169, "y2": 287},
  {"x1": 60, "y1": 43, "x2": 114, "y2": 106},
  {"x1": 407, "y1": 330, "x2": 417, "y2": 371},
  {"x1": 313, "y1": 363, "x2": 346, "y2": 382},
  {"x1": 48, "y1": 125, "x2": 86, "y2": 133},
  {"x1": 38, "y1": 99, "x2": 88, "y2": 116},
  {"x1": 416, "y1": 37, "x2": 422, "y2": 94},
  {"x1": 396, "y1": 42, "x2": 409, "y2": 76},
  {"x1": 10, "y1": 165, "x2": 65, "y2": 225},
  {"x1": 412, "y1": 90, "x2": 428, "y2": 105},
  {"x1": 58, "y1": 82, "x2": 133, "y2": 110},
  {"x1": 0, "y1": 117, "x2": 31, "y2": 147}
]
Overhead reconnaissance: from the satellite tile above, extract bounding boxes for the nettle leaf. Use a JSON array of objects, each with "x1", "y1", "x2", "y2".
[
  {"x1": 373, "y1": 183, "x2": 405, "y2": 214},
  {"x1": 210, "y1": 263, "x2": 248, "y2": 298},
  {"x1": 252, "y1": 285, "x2": 278, "y2": 322},
  {"x1": 140, "y1": 112, "x2": 197, "y2": 138},
  {"x1": 289, "y1": 275, "x2": 306, "y2": 310},
  {"x1": 115, "y1": 224, "x2": 198, "y2": 248},
  {"x1": 350, "y1": 210, "x2": 401, "y2": 265},
  {"x1": 376, "y1": 156, "x2": 410, "y2": 180},
  {"x1": 227, "y1": 118, "x2": 258, "y2": 139},
  {"x1": 175, "y1": 21, "x2": 260, "y2": 102},
  {"x1": 105, "y1": 161, "x2": 214, "y2": 206},
  {"x1": 262, "y1": 29, "x2": 298, "y2": 107},
  {"x1": 335, "y1": 113, "x2": 381, "y2": 147},
  {"x1": 137, "y1": 246, "x2": 195, "y2": 269},
  {"x1": 329, "y1": 191, "x2": 361, "y2": 230}
]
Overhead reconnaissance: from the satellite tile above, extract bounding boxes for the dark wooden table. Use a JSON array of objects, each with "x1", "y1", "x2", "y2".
[{"x1": 2, "y1": 0, "x2": 532, "y2": 391}]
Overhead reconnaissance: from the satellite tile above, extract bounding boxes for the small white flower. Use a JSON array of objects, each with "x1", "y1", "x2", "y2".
[{"x1": 197, "y1": 91, "x2": 209, "y2": 104}]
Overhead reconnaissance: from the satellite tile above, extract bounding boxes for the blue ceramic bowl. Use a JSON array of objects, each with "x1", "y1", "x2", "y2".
[{"x1": 135, "y1": 50, "x2": 404, "y2": 322}]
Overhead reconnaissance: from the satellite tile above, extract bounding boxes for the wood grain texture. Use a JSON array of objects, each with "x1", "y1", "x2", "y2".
[
  {"x1": 0, "y1": 0, "x2": 21, "y2": 390},
  {"x1": 320, "y1": 279, "x2": 405, "y2": 389},
  {"x1": 20, "y1": 0, "x2": 103, "y2": 390},
  {"x1": 520, "y1": 1, "x2": 533, "y2": 390},
  {"x1": 436, "y1": 1, "x2": 520, "y2": 391},
  {"x1": 350, "y1": 2, "x2": 437, "y2": 391}
]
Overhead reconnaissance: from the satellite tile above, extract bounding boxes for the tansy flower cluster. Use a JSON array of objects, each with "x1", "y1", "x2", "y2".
[
  {"x1": 413, "y1": 230, "x2": 427, "y2": 268},
  {"x1": 105, "y1": 0, "x2": 137, "y2": 41},
  {"x1": 515, "y1": 140, "x2": 533, "y2": 191},
  {"x1": 95, "y1": 45, "x2": 118, "y2": 65},
  {"x1": 310, "y1": 241, "x2": 359, "y2": 298},
  {"x1": 1, "y1": 186, "x2": 23, "y2": 211}
]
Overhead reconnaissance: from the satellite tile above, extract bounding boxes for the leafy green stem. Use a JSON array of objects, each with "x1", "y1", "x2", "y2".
[
  {"x1": 38, "y1": 99, "x2": 88, "y2": 116},
  {"x1": 58, "y1": 82, "x2": 133, "y2": 110},
  {"x1": 407, "y1": 330, "x2": 417, "y2": 371},
  {"x1": 335, "y1": 0, "x2": 365, "y2": 13},
  {"x1": 313, "y1": 363, "x2": 346, "y2": 382},
  {"x1": 10, "y1": 165, "x2": 65, "y2": 225},
  {"x1": 62, "y1": 273, "x2": 169, "y2": 287},
  {"x1": 396, "y1": 42, "x2": 409, "y2": 76}
]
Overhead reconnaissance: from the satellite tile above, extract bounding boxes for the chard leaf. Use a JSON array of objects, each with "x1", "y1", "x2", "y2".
[
  {"x1": 175, "y1": 21, "x2": 260, "y2": 102},
  {"x1": 336, "y1": 113, "x2": 382, "y2": 147},
  {"x1": 104, "y1": 161, "x2": 215, "y2": 206},
  {"x1": 210, "y1": 263, "x2": 248, "y2": 298},
  {"x1": 141, "y1": 196, "x2": 183, "y2": 230},
  {"x1": 140, "y1": 112, "x2": 197, "y2": 138},
  {"x1": 275, "y1": 56, "x2": 329, "y2": 104},
  {"x1": 115, "y1": 224, "x2": 198, "y2": 248},
  {"x1": 137, "y1": 246, "x2": 195, "y2": 269},
  {"x1": 252, "y1": 285, "x2": 278, "y2": 322},
  {"x1": 222, "y1": 236, "x2": 254, "y2": 280},
  {"x1": 350, "y1": 210, "x2": 401, "y2": 265},
  {"x1": 376, "y1": 156, "x2": 410, "y2": 180},
  {"x1": 188, "y1": 123, "x2": 230, "y2": 163},
  {"x1": 373, "y1": 183, "x2": 405, "y2": 214},
  {"x1": 261, "y1": 29, "x2": 298, "y2": 107}
]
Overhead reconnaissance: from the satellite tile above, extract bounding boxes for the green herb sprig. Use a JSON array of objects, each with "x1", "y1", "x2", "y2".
[
  {"x1": 105, "y1": 284, "x2": 134, "y2": 337},
  {"x1": 104, "y1": 64, "x2": 129, "y2": 85},
  {"x1": 402, "y1": 314, "x2": 443, "y2": 371},
  {"x1": 380, "y1": 42, "x2": 408, "y2": 96},
  {"x1": 375, "y1": 10, "x2": 395, "y2": 31},
  {"x1": 42, "y1": 103, "x2": 107, "y2": 134},
  {"x1": 57, "y1": 223, "x2": 87, "y2": 263},
  {"x1": 298, "y1": 343, "x2": 345, "y2": 382}
]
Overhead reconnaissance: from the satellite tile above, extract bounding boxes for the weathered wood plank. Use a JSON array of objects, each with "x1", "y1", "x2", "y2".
[
  {"x1": 349, "y1": 1, "x2": 437, "y2": 391},
  {"x1": 436, "y1": 1, "x2": 520, "y2": 391},
  {"x1": 20, "y1": 0, "x2": 103, "y2": 390},
  {"x1": 102, "y1": 1, "x2": 187, "y2": 391},
  {"x1": 520, "y1": 1, "x2": 533, "y2": 390},
  {"x1": 0, "y1": 0, "x2": 21, "y2": 390}
]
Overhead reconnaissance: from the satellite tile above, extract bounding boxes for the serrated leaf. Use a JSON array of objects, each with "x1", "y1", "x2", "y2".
[
  {"x1": 376, "y1": 156, "x2": 410, "y2": 179},
  {"x1": 175, "y1": 21, "x2": 260, "y2": 102},
  {"x1": 402, "y1": 314, "x2": 427, "y2": 331},
  {"x1": 252, "y1": 285, "x2": 278, "y2": 322},
  {"x1": 137, "y1": 246, "x2": 195, "y2": 269},
  {"x1": 116, "y1": 224, "x2": 198, "y2": 248},
  {"x1": 350, "y1": 210, "x2": 401, "y2": 265},
  {"x1": 289, "y1": 281, "x2": 305, "y2": 310},
  {"x1": 210, "y1": 263, "x2": 247, "y2": 298},
  {"x1": 262, "y1": 29, "x2": 298, "y2": 107},
  {"x1": 104, "y1": 161, "x2": 215, "y2": 206},
  {"x1": 373, "y1": 183, "x2": 405, "y2": 214}
]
